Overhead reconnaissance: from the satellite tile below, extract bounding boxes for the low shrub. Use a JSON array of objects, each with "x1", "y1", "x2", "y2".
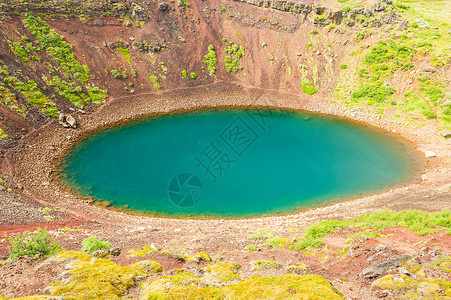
[{"x1": 8, "y1": 228, "x2": 61, "y2": 260}]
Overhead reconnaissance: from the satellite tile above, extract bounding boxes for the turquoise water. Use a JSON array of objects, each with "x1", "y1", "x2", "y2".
[{"x1": 59, "y1": 108, "x2": 415, "y2": 217}]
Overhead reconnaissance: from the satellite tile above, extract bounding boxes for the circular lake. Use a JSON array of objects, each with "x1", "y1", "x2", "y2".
[{"x1": 59, "y1": 108, "x2": 417, "y2": 218}]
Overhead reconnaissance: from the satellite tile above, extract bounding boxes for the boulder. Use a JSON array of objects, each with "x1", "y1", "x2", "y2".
[
  {"x1": 131, "y1": 3, "x2": 149, "y2": 21},
  {"x1": 362, "y1": 255, "x2": 411, "y2": 278},
  {"x1": 66, "y1": 115, "x2": 77, "y2": 128},
  {"x1": 425, "y1": 151, "x2": 436, "y2": 158},
  {"x1": 158, "y1": 2, "x2": 169, "y2": 11}
]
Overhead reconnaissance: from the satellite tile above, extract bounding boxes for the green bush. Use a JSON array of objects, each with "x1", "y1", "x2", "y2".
[
  {"x1": 339, "y1": 63, "x2": 348, "y2": 69},
  {"x1": 81, "y1": 237, "x2": 112, "y2": 254},
  {"x1": 203, "y1": 44, "x2": 217, "y2": 75},
  {"x1": 8, "y1": 228, "x2": 61, "y2": 260},
  {"x1": 301, "y1": 79, "x2": 318, "y2": 95},
  {"x1": 190, "y1": 72, "x2": 197, "y2": 79},
  {"x1": 111, "y1": 70, "x2": 122, "y2": 79},
  {"x1": 181, "y1": 69, "x2": 187, "y2": 78}
]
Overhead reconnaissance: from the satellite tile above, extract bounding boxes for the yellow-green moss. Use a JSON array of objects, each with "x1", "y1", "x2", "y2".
[
  {"x1": 11, "y1": 296, "x2": 47, "y2": 300},
  {"x1": 203, "y1": 262, "x2": 240, "y2": 283},
  {"x1": 371, "y1": 275, "x2": 418, "y2": 291},
  {"x1": 127, "y1": 245, "x2": 158, "y2": 257},
  {"x1": 50, "y1": 250, "x2": 146, "y2": 300},
  {"x1": 141, "y1": 273, "x2": 343, "y2": 299},
  {"x1": 130, "y1": 259, "x2": 163, "y2": 275},
  {"x1": 249, "y1": 259, "x2": 283, "y2": 271},
  {"x1": 372, "y1": 275, "x2": 451, "y2": 299},
  {"x1": 286, "y1": 263, "x2": 308, "y2": 274},
  {"x1": 186, "y1": 251, "x2": 211, "y2": 263},
  {"x1": 428, "y1": 256, "x2": 451, "y2": 273}
]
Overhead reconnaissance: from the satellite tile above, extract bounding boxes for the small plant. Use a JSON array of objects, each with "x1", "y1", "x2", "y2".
[
  {"x1": 190, "y1": 72, "x2": 197, "y2": 79},
  {"x1": 267, "y1": 237, "x2": 290, "y2": 248},
  {"x1": 8, "y1": 228, "x2": 61, "y2": 260},
  {"x1": 149, "y1": 75, "x2": 162, "y2": 90},
  {"x1": 111, "y1": 70, "x2": 122, "y2": 79},
  {"x1": 81, "y1": 236, "x2": 111, "y2": 254},
  {"x1": 339, "y1": 63, "x2": 348, "y2": 69},
  {"x1": 249, "y1": 259, "x2": 282, "y2": 270},
  {"x1": 203, "y1": 44, "x2": 217, "y2": 75},
  {"x1": 248, "y1": 233, "x2": 265, "y2": 240},
  {"x1": 306, "y1": 42, "x2": 312, "y2": 48},
  {"x1": 245, "y1": 244, "x2": 257, "y2": 252},
  {"x1": 181, "y1": 69, "x2": 187, "y2": 78},
  {"x1": 131, "y1": 69, "x2": 137, "y2": 78}
]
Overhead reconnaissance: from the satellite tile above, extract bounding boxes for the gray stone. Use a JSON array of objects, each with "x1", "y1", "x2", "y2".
[
  {"x1": 439, "y1": 129, "x2": 451, "y2": 138},
  {"x1": 158, "y1": 2, "x2": 169, "y2": 11},
  {"x1": 371, "y1": 2, "x2": 385, "y2": 12},
  {"x1": 362, "y1": 266, "x2": 383, "y2": 278}
]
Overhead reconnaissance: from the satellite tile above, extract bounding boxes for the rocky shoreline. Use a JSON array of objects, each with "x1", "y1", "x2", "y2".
[{"x1": 6, "y1": 82, "x2": 450, "y2": 229}]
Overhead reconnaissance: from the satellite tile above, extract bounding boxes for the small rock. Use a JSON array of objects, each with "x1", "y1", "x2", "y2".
[
  {"x1": 129, "y1": 37, "x2": 135, "y2": 41},
  {"x1": 421, "y1": 174, "x2": 428, "y2": 181},
  {"x1": 425, "y1": 151, "x2": 436, "y2": 158},
  {"x1": 439, "y1": 129, "x2": 451, "y2": 138},
  {"x1": 261, "y1": 42, "x2": 267, "y2": 47},
  {"x1": 58, "y1": 112, "x2": 65, "y2": 122}
]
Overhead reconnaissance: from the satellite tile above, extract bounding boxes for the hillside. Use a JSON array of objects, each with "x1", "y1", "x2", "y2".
[{"x1": 0, "y1": 0, "x2": 450, "y2": 299}]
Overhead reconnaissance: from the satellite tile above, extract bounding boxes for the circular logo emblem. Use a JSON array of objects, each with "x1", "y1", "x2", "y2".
[{"x1": 168, "y1": 173, "x2": 203, "y2": 208}]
